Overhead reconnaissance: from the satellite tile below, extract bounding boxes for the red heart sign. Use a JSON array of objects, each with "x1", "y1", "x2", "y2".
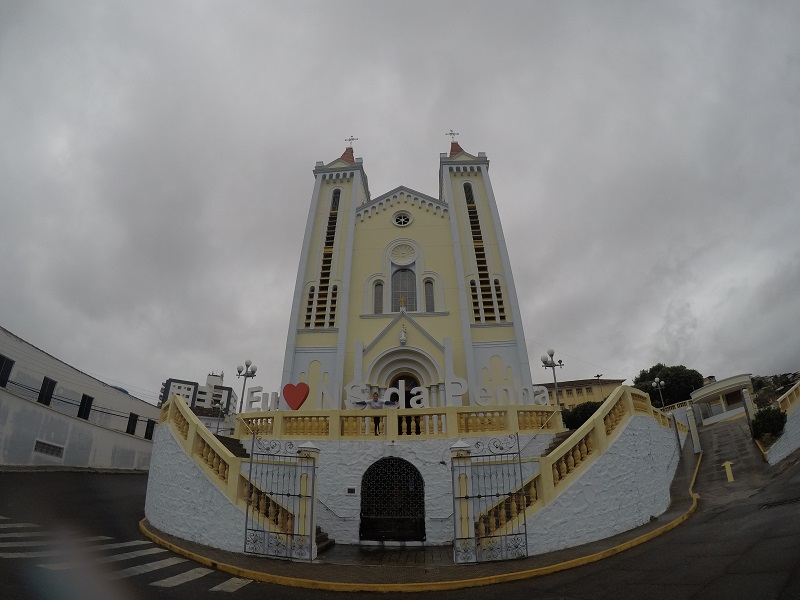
[{"x1": 283, "y1": 382, "x2": 310, "y2": 410}]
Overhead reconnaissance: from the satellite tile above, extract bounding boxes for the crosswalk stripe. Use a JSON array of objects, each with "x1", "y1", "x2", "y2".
[
  {"x1": 209, "y1": 577, "x2": 252, "y2": 592},
  {"x1": 107, "y1": 556, "x2": 188, "y2": 580},
  {"x1": 41, "y1": 547, "x2": 167, "y2": 570},
  {"x1": 3, "y1": 539, "x2": 152, "y2": 559},
  {"x1": 0, "y1": 523, "x2": 38, "y2": 529},
  {"x1": 0, "y1": 536, "x2": 111, "y2": 548},
  {"x1": 0, "y1": 516, "x2": 9, "y2": 520},
  {"x1": 150, "y1": 567, "x2": 213, "y2": 587},
  {"x1": 0, "y1": 531, "x2": 51, "y2": 539}
]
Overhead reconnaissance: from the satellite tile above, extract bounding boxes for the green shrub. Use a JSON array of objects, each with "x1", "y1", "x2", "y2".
[
  {"x1": 752, "y1": 406, "x2": 787, "y2": 439},
  {"x1": 562, "y1": 401, "x2": 603, "y2": 430}
]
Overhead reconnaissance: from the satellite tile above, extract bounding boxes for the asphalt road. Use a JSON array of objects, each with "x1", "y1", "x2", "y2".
[{"x1": 1, "y1": 421, "x2": 799, "y2": 599}]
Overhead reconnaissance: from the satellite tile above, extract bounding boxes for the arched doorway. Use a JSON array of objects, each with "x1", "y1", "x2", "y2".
[
  {"x1": 390, "y1": 373, "x2": 421, "y2": 435},
  {"x1": 389, "y1": 373, "x2": 420, "y2": 408},
  {"x1": 359, "y1": 457, "x2": 425, "y2": 542}
]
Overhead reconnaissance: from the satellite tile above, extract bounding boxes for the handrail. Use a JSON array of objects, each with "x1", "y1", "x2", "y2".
[
  {"x1": 519, "y1": 407, "x2": 564, "y2": 456},
  {"x1": 473, "y1": 385, "x2": 674, "y2": 539},
  {"x1": 774, "y1": 380, "x2": 800, "y2": 417},
  {"x1": 161, "y1": 395, "x2": 298, "y2": 536},
  {"x1": 235, "y1": 404, "x2": 565, "y2": 441}
]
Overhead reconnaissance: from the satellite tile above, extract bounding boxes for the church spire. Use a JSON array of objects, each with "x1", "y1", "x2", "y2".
[
  {"x1": 449, "y1": 141, "x2": 464, "y2": 156},
  {"x1": 446, "y1": 129, "x2": 464, "y2": 156},
  {"x1": 340, "y1": 136, "x2": 358, "y2": 163}
]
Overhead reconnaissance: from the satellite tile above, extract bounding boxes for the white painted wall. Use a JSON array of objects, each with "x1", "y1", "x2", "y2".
[
  {"x1": 524, "y1": 416, "x2": 684, "y2": 556},
  {"x1": 0, "y1": 388, "x2": 153, "y2": 469},
  {"x1": 145, "y1": 424, "x2": 246, "y2": 552},
  {"x1": 0, "y1": 326, "x2": 160, "y2": 437},
  {"x1": 309, "y1": 432, "x2": 553, "y2": 545},
  {"x1": 766, "y1": 405, "x2": 800, "y2": 465}
]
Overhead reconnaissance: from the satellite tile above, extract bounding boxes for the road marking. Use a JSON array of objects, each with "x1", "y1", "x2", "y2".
[
  {"x1": 41, "y1": 547, "x2": 167, "y2": 570},
  {"x1": 107, "y1": 556, "x2": 188, "y2": 579},
  {"x1": 3, "y1": 539, "x2": 152, "y2": 559},
  {"x1": 150, "y1": 567, "x2": 213, "y2": 587},
  {"x1": 209, "y1": 577, "x2": 252, "y2": 592},
  {"x1": 0, "y1": 516, "x2": 9, "y2": 520},
  {"x1": 0, "y1": 531, "x2": 51, "y2": 539},
  {"x1": 0, "y1": 536, "x2": 111, "y2": 548},
  {"x1": 0, "y1": 523, "x2": 38, "y2": 529},
  {"x1": 722, "y1": 461, "x2": 735, "y2": 482}
]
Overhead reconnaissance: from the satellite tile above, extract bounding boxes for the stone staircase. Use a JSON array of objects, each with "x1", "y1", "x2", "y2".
[
  {"x1": 542, "y1": 431, "x2": 572, "y2": 456},
  {"x1": 316, "y1": 525, "x2": 335, "y2": 555},
  {"x1": 214, "y1": 434, "x2": 250, "y2": 459}
]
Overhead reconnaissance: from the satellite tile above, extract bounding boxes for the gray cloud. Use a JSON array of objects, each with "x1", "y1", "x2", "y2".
[{"x1": 1, "y1": 1, "x2": 798, "y2": 403}]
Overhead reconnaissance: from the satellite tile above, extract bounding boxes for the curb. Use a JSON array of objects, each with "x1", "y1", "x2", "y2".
[{"x1": 140, "y1": 451, "x2": 703, "y2": 592}]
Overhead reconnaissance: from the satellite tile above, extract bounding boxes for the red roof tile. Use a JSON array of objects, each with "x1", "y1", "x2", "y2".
[
  {"x1": 340, "y1": 147, "x2": 355, "y2": 163},
  {"x1": 449, "y1": 141, "x2": 465, "y2": 157}
]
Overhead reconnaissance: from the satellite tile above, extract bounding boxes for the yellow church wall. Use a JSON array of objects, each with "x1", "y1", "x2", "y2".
[
  {"x1": 341, "y1": 200, "x2": 469, "y2": 391},
  {"x1": 469, "y1": 324, "x2": 516, "y2": 343},
  {"x1": 294, "y1": 330, "x2": 339, "y2": 348}
]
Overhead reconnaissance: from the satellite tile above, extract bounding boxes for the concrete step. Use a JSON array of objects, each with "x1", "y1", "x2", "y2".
[
  {"x1": 214, "y1": 434, "x2": 250, "y2": 459},
  {"x1": 543, "y1": 431, "x2": 572, "y2": 456},
  {"x1": 316, "y1": 525, "x2": 335, "y2": 555}
]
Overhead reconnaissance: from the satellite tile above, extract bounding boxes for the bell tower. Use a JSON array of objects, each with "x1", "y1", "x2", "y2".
[
  {"x1": 281, "y1": 140, "x2": 536, "y2": 410},
  {"x1": 439, "y1": 139, "x2": 534, "y2": 405}
]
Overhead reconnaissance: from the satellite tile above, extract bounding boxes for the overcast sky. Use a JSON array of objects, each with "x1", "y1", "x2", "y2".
[{"x1": 2, "y1": 1, "x2": 798, "y2": 405}]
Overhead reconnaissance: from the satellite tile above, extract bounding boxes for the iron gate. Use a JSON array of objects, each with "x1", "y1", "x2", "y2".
[
  {"x1": 243, "y1": 439, "x2": 316, "y2": 561},
  {"x1": 452, "y1": 435, "x2": 528, "y2": 563},
  {"x1": 360, "y1": 457, "x2": 425, "y2": 541}
]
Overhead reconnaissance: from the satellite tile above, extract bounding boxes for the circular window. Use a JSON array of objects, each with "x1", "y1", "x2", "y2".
[
  {"x1": 391, "y1": 243, "x2": 416, "y2": 266},
  {"x1": 393, "y1": 211, "x2": 412, "y2": 227}
]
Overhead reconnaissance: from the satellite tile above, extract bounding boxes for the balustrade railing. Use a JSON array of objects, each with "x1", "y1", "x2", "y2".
[
  {"x1": 234, "y1": 405, "x2": 562, "y2": 441},
  {"x1": 776, "y1": 381, "x2": 800, "y2": 417},
  {"x1": 160, "y1": 395, "x2": 298, "y2": 538},
  {"x1": 473, "y1": 385, "x2": 677, "y2": 539}
]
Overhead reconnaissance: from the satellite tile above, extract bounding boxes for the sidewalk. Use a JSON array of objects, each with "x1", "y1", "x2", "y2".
[{"x1": 140, "y1": 438, "x2": 702, "y2": 592}]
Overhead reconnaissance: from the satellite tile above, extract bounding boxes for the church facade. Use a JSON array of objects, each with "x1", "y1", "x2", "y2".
[
  {"x1": 280, "y1": 142, "x2": 545, "y2": 411},
  {"x1": 146, "y1": 143, "x2": 685, "y2": 564}
]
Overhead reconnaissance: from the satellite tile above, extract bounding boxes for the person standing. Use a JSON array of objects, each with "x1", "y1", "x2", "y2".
[{"x1": 369, "y1": 391, "x2": 383, "y2": 435}]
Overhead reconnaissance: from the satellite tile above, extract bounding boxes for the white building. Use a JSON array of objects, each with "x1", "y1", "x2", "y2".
[{"x1": 0, "y1": 325, "x2": 159, "y2": 469}]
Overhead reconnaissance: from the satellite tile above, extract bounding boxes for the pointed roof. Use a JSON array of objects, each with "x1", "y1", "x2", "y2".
[
  {"x1": 449, "y1": 141, "x2": 465, "y2": 156},
  {"x1": 340, "y1": 146, "x2": 356, "y2": 163}
]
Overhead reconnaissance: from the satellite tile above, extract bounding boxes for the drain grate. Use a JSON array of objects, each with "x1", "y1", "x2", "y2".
[{"x1": 759, "y1": 497, "x2": 800, "y2": 510}]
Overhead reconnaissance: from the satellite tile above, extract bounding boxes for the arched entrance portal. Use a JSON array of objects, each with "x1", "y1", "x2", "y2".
[
  {"x1": 390, "y1": 373, "x2": 420, "y2": 408},
  {"x1": 359, "y1": 457, "x2": 425, "y2": 542},
  {"x1": 390, "y1": 373, "x2": 422, "y2": 435}
]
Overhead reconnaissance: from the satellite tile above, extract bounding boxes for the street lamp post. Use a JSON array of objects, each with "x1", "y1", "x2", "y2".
[
  {"x1": 236, "y1": 360, "x2": 257, "y2": 413},
  {"x1": 541, "y1": 349, "x2": 565, "y2": 407},
  {"x1": 652, "y1": 377, "x2": 666, "y2": 408},
  {"x1": 594, "y1": 373, "x2": 603, "y2": 402},
  {"x1": 212, "y1": 401, "x2": 225, "y2": 435}
]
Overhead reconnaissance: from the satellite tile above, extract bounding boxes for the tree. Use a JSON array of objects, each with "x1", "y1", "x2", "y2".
[{"x1": 633, "y1": 364, "x2": 704, "y2": 407}]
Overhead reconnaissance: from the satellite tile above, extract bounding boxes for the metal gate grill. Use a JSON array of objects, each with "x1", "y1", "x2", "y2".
[
  {"x1": 452, "y1": 436, "x2": 528, "y2": 563},
  {"x1": 243, "y1": 440, "x2": 315, "y2": 561},
  {"x1": 360, "y1": 457, "x2": 425, "y2": 541}
]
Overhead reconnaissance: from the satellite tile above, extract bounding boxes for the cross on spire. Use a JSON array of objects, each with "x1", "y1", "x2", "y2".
[
  {"x1": 446, "y1": 129, "x2": 459, "y2": 141},
  {"x1": 345, "y1": 136, "x2": 358, "y2": 148}
]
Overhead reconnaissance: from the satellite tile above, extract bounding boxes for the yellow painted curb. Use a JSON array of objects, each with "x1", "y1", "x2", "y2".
[
  {"x1": 754, "y1": 438, "x2": 769, "y2": 462},
  {"x1": 139, "y1": 451, "x2": 703, "y2": 592}
]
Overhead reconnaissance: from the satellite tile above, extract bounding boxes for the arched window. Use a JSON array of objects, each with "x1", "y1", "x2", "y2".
[
  {"x1": 392, "y1": 269, "x2": 417, "y2": 312},
  {"x1": 331, "y1": 189, "x2": 340, "y2": 211},
  {"x1": 464, "y1": 182, "x2": 475, "y2": 204},
  {"x1": 424, "y1": 280, "x2": 434, "y2": 312},
  {"x1": 374, "y1": 282, "x2": 384, "y2": 314}
]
